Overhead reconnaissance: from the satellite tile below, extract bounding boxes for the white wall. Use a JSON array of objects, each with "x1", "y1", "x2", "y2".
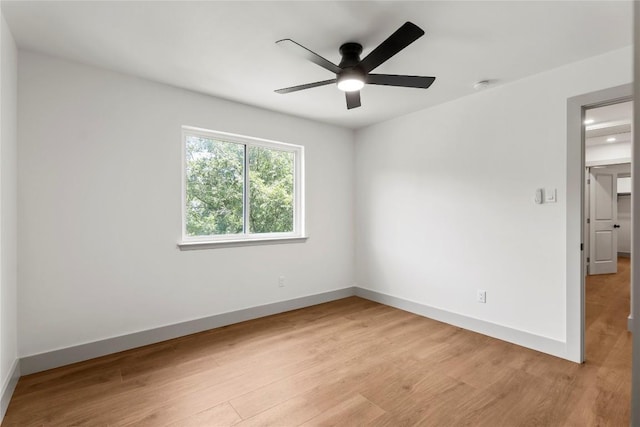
[
  {"x1": 0, "y1": 11, "x2": 18, "y2": 408},
  {"x1": 355, "y1": 46, "x2": 631, "y2": 355},
  {"x1": 17, "y1": 51, "x2": 355, "y2": 357},
  {"x1": 612, "y1": 169, "x2": 632, "y2": 255},
  {"x1": 619, "y1": 176, "x2": 632, "y2": 193},
  {"x1": 618, "y1": 195, "x2": 631, "y2": 254},
  {"x1": 586, "y1": 141, "x2": 632, "y2": 165}
]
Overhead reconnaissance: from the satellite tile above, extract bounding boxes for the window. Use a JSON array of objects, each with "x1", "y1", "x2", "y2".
[{"x1": 180, "y1": 126, "x2": 305, "y2": 248}]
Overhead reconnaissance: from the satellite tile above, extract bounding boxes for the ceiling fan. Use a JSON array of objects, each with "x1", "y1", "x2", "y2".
[{"x1": 274, "y1": 22, "x2": 436, "y2": 110}]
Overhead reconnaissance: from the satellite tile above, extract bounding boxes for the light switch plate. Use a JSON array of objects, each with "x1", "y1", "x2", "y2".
[{"x1": 545, "y1": 188, "x2": 557, "y2": 203}]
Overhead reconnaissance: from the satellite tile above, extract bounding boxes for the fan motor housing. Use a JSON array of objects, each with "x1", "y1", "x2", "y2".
[{"x1": 338, "y1": 43, "x2": 363, "y2": 68}]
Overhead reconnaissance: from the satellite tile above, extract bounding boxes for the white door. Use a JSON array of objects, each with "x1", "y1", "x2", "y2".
[{"x1": 589, "y1": 167, "x2": 619, "y2": 275}]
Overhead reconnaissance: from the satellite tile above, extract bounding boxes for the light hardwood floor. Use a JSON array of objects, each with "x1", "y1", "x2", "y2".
[{"x1": 3, "y1": 259, "x2": 631, "y2": 426}]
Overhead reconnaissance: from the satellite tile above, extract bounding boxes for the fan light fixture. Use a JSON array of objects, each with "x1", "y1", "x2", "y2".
[
  {"x1": 337, "y1": 77, "x2": 364, "y2": 92},
  {"x1": 337, "y1": 68, "x2": 366, "y2": 92}
]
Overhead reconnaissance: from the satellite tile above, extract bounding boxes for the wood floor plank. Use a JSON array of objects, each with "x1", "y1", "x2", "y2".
[
  {"x1": 164, "y1": 402, "x2": 241, "y2": 427},
  {"x1": 138, "y1": 401, "x2": 242, "y2": 427},
  {"x1": 366, "y1": 371, "x2": 482, "y2": 426},
  {"x1": 233, "y1": 384, "x2": 355, "y2": 427},
  {"x1": 300, "y1": 394, "x2": 385, "y2": 426}
]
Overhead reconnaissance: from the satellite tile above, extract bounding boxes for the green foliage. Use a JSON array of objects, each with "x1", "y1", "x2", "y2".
[
  {"x1": 185, "y1": 135, "x2": 294, "y2": 237},
  {"x1": 249, "y1": 147, "x2": 294, "y2": 233},
  {"x1": 185, "y1": 136, "x2": 244, "y2": 236}
]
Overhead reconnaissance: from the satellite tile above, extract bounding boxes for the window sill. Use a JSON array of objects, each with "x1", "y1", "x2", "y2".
[{"x1": 177, "y1": 236, "x2": 308, "y2": 251}]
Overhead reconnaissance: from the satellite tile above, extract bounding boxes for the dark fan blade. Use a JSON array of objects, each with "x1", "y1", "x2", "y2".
[
  {"x1": 367, "y1": 74, "x2": 435, "y2": 89},
  {"x1": 359, "y1": 22, "x2": 425, "y2": 73},
  {"x1": 346, "y1": 91, "x2": 361, "y2": 109},
  {"x1": 276, "y1": 39, "x2": 342, "y2": 74},
  {"x1": 275, "y1": 79, "x2": 336, "y2": 94}
]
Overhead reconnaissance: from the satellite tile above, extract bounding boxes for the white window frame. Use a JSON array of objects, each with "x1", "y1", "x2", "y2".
[{"x1": 178, "y1": 126, "x2": 306, "y2": 250}]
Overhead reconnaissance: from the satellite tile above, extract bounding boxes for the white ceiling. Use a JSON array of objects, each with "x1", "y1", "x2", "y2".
[
  {"x1": 1, "y1": 1, "x2": 633, "y2": 130},
  {"x1": 585, "y1": 101, "x2": 633, "y2": 147}
]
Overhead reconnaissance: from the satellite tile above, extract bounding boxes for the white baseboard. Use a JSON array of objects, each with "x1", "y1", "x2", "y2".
[
  {"x1": 20, "y1": 287, "x2": 356, "y2": 375},
  {"x1": 1, "y1": 359, "x2": 20, "y2": 422},
  {"x1": 354, "y1": 287, "x2": 569, "y2": 361},
  {"x1": 20, "y1": 285, "x2": 573, "y2": 376}
]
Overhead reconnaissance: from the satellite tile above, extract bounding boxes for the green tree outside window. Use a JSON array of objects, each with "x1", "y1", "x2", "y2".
[{"x1": 185, "y1": 135, "x2": 295, "y2": 237}]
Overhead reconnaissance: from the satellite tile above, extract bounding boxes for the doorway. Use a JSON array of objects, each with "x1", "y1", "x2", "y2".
[
  {"x1": 566, "y1": 84, "x2": 632, "y2": 363},
  {"x1": 583, "y1": 100, "x2": 633, "y2": 362}
]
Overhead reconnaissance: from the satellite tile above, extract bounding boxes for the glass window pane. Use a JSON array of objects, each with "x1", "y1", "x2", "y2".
[
  {"x1": 248, "y1": 146, "x2": 294, "y2": 234},
  {"x1": 185, "y1": 135, "x2": 244, "y2": 236}
]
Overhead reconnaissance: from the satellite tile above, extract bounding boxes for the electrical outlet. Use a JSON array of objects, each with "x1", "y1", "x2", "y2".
[
  {"x1": 477, "y1": 290, "x2": 486, "y2": 304},
  {"x1": 278, "y1": 275, "x2": 285, "y2": 287}
]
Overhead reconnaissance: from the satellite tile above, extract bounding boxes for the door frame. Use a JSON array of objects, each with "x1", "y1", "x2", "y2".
[{"x1": 566, "y1": 83, "x2": 632, "y2": 363}]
